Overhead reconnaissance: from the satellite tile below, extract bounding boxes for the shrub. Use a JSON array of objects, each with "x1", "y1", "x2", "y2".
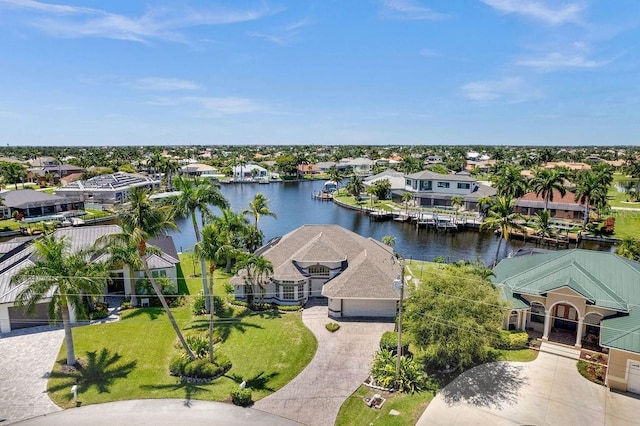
[
  {"x1": 231, "y1": 300, "x2": 248, "y2": 308},
  {"x1": 192, "y1": 292, "x2": 206, "y2": 315},
  {"x1": 120, "y1": 301, "x2": 132, "y2": 310},
  {"x1": 380, "y1": 331, "x2": 410, "y2": 355},
  {"x1": 497, "y1": 330, "x2": 529, "y2": 350},
  {"x1": 250, "y1": 302, "x2": 274, "y2": 311},
  {"x1": 186, "y1": 334, "x2": 209, "y2": 359},
  {"x1": 277, "y1": 304, "x2": 302, "y2": 312},
  {"x1": 169, "y1": 352, "x2": 231, "y2": 379},
  {"x1": 89, "y1": 302, "x2": 109, "y2": 320},
  {"x1": 370, "y1": 349, "x2": 425, "y2": 393},
  {"x1": 192, "y1": 293, "x2": 225, "y2": 316},
  {"x1": 325, "y1": 322, "x2": 340, "y2": 332},
  {"x1": 231, "y1": 388, "x2": 253, "y2": 407}
]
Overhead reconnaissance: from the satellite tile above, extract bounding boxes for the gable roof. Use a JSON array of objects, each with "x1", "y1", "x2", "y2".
[
  {"x1": 231, "y1": 225, "x2": 401, "y2": 300},
  {"x1": 492, "y1": 249, "x2": 640, "y2": 312},
  {"x1": 516, "y1": 189, "x2": 586, "y2": 210}
]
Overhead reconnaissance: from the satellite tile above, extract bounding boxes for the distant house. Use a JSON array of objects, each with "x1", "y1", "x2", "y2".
[
  {"x1": 338, "y1": 158, "x2": 374, "y2": 174},
  {"x1": 230, "y1": 225, "x2": 401, "y2": 318},
  {"x1": 0, "y1": 189, "x2": 84, "y2": 220},
  {"x1": 544, "y1": 161, "x2": 591, "y2": 171},
  {"x1": 296, "y1": 164, "x2": 320, "y2": 176},
  {"x1": 231, "y1": 164, "x2": 267, "y2": 181},
  {"x1": 364, "y1": 169, "x2": 405, "y2": 192},
  {"x1": 404, "y1": 170, "x2": 496, "y2": 211},
  {"x1": 0, "y1": 225, "x2": 180, "y2": 333},
  {"x1": 55, "y1": 172, "x2": 160, "y2": 206},
  {"x1": 27, "y1": 164, "x2": 84, "y2": 185},
  {"x1": 515, "y1": 189, "x2": 586, "y2": 220},
  {"x1": 180, "y1": 163, "x2": 225, "y2": 180},
  {"x1": 493, "y1": 249, "x2": 640, "y2": 394}
]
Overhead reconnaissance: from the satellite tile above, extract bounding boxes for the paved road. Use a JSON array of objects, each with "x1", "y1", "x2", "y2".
[
  {"x1": 17, "y1": 399, "x2": 301, "y2": 426},
  {"x1": 417, "y1": 351, "x2": 640, "y2": 425},
  {"x1": 0, "y1": 326, "x2": 64, "y2": 425},
  {"x1": 254, "y1": 304, "x2": 395, "y2": 426}
]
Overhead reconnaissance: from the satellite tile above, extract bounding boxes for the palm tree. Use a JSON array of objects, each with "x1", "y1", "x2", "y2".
[
  {"x1": 11, "y1": 235, "x2": 109, "y2": 365},
  {"x1": 616, "y1": 237, "x2": 640, "y2": 261},
  {"x1": 195, "y1": 223, "x2": 230, "y2": 363},
  {"x1": 450, "y1": 195, "x2": 464, "y2": 222},
  {"x1": 243, "y1": 193, "x2": 277, "y2": 230},
  {"x1": 401, "y1": 192, "x2": 414, "y2": 215},
  {"x1": 530, "y1": 168, "x2": 566, "y2": 211},
  {"x1": 239, "y1": 254, "x2": 274, "y2": 305},
  {"x1": 326, "y1": 166, "x2": 343, "y2": 191},
  {"x1": 107, "y1": 187, "x2": 196, "y2": 360},
  {"x1": 492, "y1": 165, "x2": 529, "y2": 199},
  {"x1": 346, "y1": 172, "x2": 364, "y2": 198},
  {"x1": 574, "y1": 170, "x2": 602, "y2": 229},
  {"x1": 382, "y1": 235, "x2": 396, "y2": 248},
  {"x1": 215, "y1": 209, "x2": 250, "y2": 273},
  {"x1": 480, "y1": 196, "x2": 525, "y2": 267},
  {"x1": 531, "y1": 210, "x2": 556, "y2": 239},
  {"x1": 159, "y1": 157, "x2": 180, "y2": 191},
  {"x1": 173, "y1": 175, "x2": 229, "y2": 311}
]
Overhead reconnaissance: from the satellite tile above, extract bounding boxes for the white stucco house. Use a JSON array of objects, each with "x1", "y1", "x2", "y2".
[
  {"x1": 231, "y1": 164, "x2": 268, "y2": 181},
  {"x1": 404, "y1": 170, "x2": 496, "y2": 211},
  {"x1": 229, "y1": 224, "x2": 402, "y2": 318},
  {"x1": 0, "y1": 225, "x2": 180, "y2": 333},
  {"x1": 55, "y1": 172, "x2": 160, "y2": 206}
]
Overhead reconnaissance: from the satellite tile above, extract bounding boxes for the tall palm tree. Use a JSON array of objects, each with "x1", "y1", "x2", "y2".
[
  {"x1": 574, "y1": 170, "x2": 602, "y2": 229},
  {"x1": 480, "y1": 196, "x2": 525, "y2": 267},
  {"x1": 173, "y1": 175, "x2": 229, "y2": 311},
  {"x1": 107, "y1": 187, "x2": 196, "y2": 360},
  {"x1": 492, "y1": 165, "x2": 529, "y2": 199},
  {"x1": 239, "y1": 254, "x2": 274, "y2": 305},
  {"x1": 346, "y1": 172, "x2": 364, "y2": 199},
  {"x1": 450, "y1": 195, "x2": 464, "y2": 222},
  {"x1": 243, "y1": 193, "x2": 277, "y2": 230},
  {"x1": 195, "y1": 223, "x2": 230, "y2": 363},
  {"x1": 215, "y1": 209, "x2": 250, "y2": 273},
  {"x1": 11, "y1": 236, "x2": 109, "y2": 365},
  {"x1": 326, "y1": 166, "x2": 343, "y2": 190},
  {"x1": 530, "y1": 168, "x2": 566, "y2": 211},
  {"x1": 531, "y1": 210, "x2": 556, "y2": 239}
]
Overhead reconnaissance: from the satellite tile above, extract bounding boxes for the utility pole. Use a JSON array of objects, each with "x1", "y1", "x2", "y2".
[{"x1": 394, "y1": 256, "x2": 405, "y2": 390}]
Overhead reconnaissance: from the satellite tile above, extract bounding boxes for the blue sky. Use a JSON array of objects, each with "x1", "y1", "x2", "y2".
[{"x1": 0, "y1": 0, "x2": 639, "y2": 146}]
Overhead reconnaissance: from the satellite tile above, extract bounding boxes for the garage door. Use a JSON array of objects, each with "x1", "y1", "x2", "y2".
[
  {"x1": 628, "y1": 362, "x2": 640, "y2": 394},
  {"x1": 8, "y1": 303, "x2": 50, "y2": 330},
  {"x1": 342, "y1": 299, "x2": 397, "y2": 318}
]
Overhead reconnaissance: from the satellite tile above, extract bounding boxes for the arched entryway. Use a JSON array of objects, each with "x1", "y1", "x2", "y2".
[
  {"x1": 582, "y1": 312, "x2": 604, "y2": 350},
  {"x1": 544, "y1": 301, "x2": 583, "y2": 347}
]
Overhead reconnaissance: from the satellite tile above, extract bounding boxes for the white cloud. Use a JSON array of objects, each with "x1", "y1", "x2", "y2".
[
  {"x1": 462, "y1": 77, "x2": 541, "y2": 102},
  {"x1": 482, "y1": 0, "x2": 583, "y2": 25},
  {"x1": 248, "y1": 18, "x2": 312, "y2": 45},
  {"x1": 381, "y1": 0, "x2": 447, "y2": 21},
  {"x1": 131, "y1": 78, "x2": 201, "y2": 91},
  {"x1": 191, "y1": 96, "x2": 264, "y2": 114},
  {"x1": 518, "y1": 52, "x2": 610, "y2": 70},
  {"x1": 0, "y1": 0, "x2": 274, "y2": 43}
]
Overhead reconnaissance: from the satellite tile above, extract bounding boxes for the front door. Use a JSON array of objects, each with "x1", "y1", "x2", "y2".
[
  {"x1": 554, "y1": 304, "x2": 577, "y2": 331},
  {"x1": 108, "y1": 272, "x2": 125, "y2": 293}
]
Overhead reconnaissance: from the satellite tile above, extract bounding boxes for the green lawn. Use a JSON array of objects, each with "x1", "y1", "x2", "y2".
[
  {"x1": 336, "y1": 385, "x2": 432, "y2": 426},
  {"x1": 610, "y1": 210, "x2": 640, "y2": 239},
  {"x1": 47, "y1": 259, "x2": 317, "y2": 408}
]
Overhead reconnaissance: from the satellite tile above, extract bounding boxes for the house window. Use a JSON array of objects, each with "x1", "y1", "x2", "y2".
[
  {"x1": 152, "y1": 270, "x2": 167, "y2": 278},
  {"x1": 437, "y1": 182, "x2": 450, "y2": 188},
  {"x1": 308, "y1": 264, "x2": 330, "y2": 276},
  {"x1": 530, "y1": 303, "x2": 545, "y2": 323},
  {"x1": 282, "y1": 286, "x2": 295, "y2": 300},
  {"x1": 457, "y1": 183, "x2": 470, "y2": 189}
]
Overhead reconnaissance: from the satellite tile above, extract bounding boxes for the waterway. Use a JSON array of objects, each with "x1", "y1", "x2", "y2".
[{"x1": 167, "y1": 180, "x2": 613, "y2": 265}]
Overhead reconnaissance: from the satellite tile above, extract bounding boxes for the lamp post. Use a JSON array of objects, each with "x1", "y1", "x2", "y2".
[{"x1": 393, "y1": 257, "x2": 406, "y2": 390}]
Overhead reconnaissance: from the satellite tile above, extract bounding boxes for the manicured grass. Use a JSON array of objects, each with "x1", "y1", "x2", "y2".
[
  {"x1": 0, "y1": 218, "x2": 20, "y2": 231},
  {"x1": 47, "y1": 259, "x2": 317, "y2": 408},
  {"x1": 610, "y1": 210, "x2": 640, "y2": 239},
  {"x1": 493, "y1": 348, "x2": 539, "y2": 362},
  {"x1": 336, "y1": 385, "x2": 432, "y2": 426}
]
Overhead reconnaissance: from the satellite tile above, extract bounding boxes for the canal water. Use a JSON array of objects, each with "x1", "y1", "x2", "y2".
[{"x1": 167, "y1": 180, "x2": 613, "y2": 265}]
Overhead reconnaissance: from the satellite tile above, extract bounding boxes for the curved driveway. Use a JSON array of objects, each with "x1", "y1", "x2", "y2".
[
  {"x1": 254, "y1": 304, "x2": 394, "y2": 426},
  {"x1": 0, "y1": 327, "x2": 64, "y2": 424},
  {"x1": 418, "y1": 351, "x2": 640, "y2": 425}
]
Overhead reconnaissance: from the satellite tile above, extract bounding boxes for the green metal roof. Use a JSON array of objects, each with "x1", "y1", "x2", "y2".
[
  {"x1": 493, "y1": 249, "x2": 640, "y2": 353},
  {"x1": 497, "y1": 284, "x2": 529, "y2": 309},
  {"x1": 601, "y1": 310, "x2": 640, "y2": 353},
  {"x1": 492, "y1": 249, "x2": 640, "y2": 312}
]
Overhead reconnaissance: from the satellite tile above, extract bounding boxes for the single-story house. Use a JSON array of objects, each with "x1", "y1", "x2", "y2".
[
  {"x1": 231, "y1": 164, "x2": 268, "y2": 181},
  {"x1": 515, "y1": 189, "x2": 586, "y2": 221},
  {"x1": 180, "y1": 163, "x2": 225, "y2": 180},
  {"x1": 0, "y1": 189, "x2": 84, "y2": 220},
  {"x1": 55, "y1": 172, "x2": 161, "y2": 206},
  {"x1": 403, "y1": 170, "x2": 496, "y2": 211},
  {"x1": 364, "y1": 169, "x2": 406, "y2": 192},
  {"x1": 493, "y1": 249, "x2": 640, "y2": 394},
  {"x1": 0, "y1": 225, "x2": 180, "y2": 333},
  {"x1": 230, "y1": 224, "x2": 402, "y2": 318}
]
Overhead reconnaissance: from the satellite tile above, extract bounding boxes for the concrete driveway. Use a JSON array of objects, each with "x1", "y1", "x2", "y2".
[
  {"x1": 254, "y1": 303, "x2": 395, "y2": 426},
  {"x1": 0, "y1": 326, "x2": 64, "y2": 424},
  {"x1": 418, "y1": 351, "x2": 640, "y2": 425}
]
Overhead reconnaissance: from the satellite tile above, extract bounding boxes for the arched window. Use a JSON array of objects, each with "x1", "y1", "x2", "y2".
[{"x1": 308, "y1": 264, "x2": 330, "y2": 277}]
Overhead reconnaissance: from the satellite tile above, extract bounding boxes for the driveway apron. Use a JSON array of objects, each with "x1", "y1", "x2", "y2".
[
  {"x1": 254, "y1": 303, "x2": 394, "y2": 426},
  {"x1": 417, "y1": 351, "x2": 640, "y2": 425},
  {"x1": 0, "y1": 327, "x2": 64, "y2": 424}
]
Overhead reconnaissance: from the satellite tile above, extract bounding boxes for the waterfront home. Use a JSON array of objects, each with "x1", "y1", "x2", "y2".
[
  {"x1": 180, "y1": 163, "x2": 225, "y2": 180},
  {"x1": 296, "y1": 163, "x2": 320, "y2": 176},
  {"x1": 0, "y1": 189, "x2": 84, "y2": 220},
  {"x1": 231, "y1": 164, "x2": 268, "y2": 181},
  {"x1": 493, "y1": 249, "x2": 640, "y2": 394},
  {"x1": 364, "y1": 169, "x2": 406, "y2": 192},
  {"x1": 403, "y1": 170, "x2": 496, "y2": 211},
  {"x1": 230, "y1": 224, "x2": 402, "y2": 318},
  {"x1": 55, "y1": 172, "x2": 160, "y2": 207},
  {"x1": 338, "y1": 157, "x2": 374, "y2": 175},
  {"x1": 515, "y1": 189, "x2": 586, "y2": 221},
  {"x1": 0, "y1": 225, "x2": 179, "y2": 333}
]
